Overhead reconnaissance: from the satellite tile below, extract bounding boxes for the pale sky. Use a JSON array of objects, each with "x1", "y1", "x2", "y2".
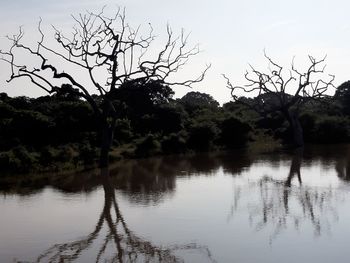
[{"x1": 1, "y1": 0, "x2": 350, "y2": 104}]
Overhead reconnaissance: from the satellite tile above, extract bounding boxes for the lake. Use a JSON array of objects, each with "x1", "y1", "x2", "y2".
[{"x1": 1, "y1": 145, "x2": 350, "y2": 263}]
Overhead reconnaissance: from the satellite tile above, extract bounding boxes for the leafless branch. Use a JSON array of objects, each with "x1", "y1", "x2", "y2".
[
  {"x1": 223, "y1": 53, "x2": 335, "y2": 115},
  {"x1": 0, "y1": 7, "x2": 208, "y2": 118}
]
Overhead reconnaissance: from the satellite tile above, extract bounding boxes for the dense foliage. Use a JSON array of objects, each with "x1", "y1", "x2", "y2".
[{"x1": 1, "y1": 80, "x2": 350, "y2": 173}]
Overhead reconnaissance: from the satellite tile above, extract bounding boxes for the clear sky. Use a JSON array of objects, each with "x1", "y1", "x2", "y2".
[{"x1": 1, "y1": 0, "x2": 350, "y2": 104}]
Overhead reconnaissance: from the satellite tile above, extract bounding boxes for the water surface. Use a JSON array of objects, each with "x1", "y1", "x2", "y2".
[{"x1": 1, "y1": 145, "x2": 350, "y2": 262}]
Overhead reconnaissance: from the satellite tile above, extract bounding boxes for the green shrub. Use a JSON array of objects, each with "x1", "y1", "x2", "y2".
[
  {"x1": 114, "y1": 118, "x2": 133, "y2": 144},
  {"x1": 314, "y1": 116, "x2": 350, "y2": 143},
  {"x1": 79, "y1": 144, "x2": 98, "y2": 166},
  {"x1": 0, "y1": 103, "x2": 15, "y2": 118},
  {"x1": 161, "y1": 132, "x2": 187, "y2": 154},
  {"x1": 187, "y1": 123, "x2": 218, "y2": 151},
  {"x1": 153, "y1": 104, "x2": 188, "y2": 134},
  {"x1": 219, "y1": 116, "x2": 251, "y2": 148},
  {"x1": 135, "y1": 134, "x2": 161, "y2": 157},
  {"x1": 0, "y1": 152, "x2": 12, "y2": 171},
  {"x1": 12, "y1": 146, "x2": 36, "y2": 172},
  {"x1": 299, "y1": 112, "x2": 317, "y2": 142},
  {"x1": 56, "y1": 145, "x2": 76, "y2": 163},
  {"x1": 39, "y1": 146, "x2": 57, "y2": 165}
]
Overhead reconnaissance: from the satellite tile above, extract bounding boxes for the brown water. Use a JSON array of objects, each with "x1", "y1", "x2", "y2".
[{"x1": 1, "y1": 145, "x2": 350, "y2": 263}]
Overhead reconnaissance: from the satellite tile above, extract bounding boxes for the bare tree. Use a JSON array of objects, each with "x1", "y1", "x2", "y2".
[
  {"x1": 0, "y1": 7, "x2": 210, "y2": 166},
  {"x1": 228, "y1": 150, "x2": 340, "y2": 242},
  {"x1": 224, "y1": 52, "x2": 335, "y2": 147}
]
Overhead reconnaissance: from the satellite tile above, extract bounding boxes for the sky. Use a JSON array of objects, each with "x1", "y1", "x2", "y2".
[{"x1": 0, "y1": 0, "x2": 350, "y2": 104}]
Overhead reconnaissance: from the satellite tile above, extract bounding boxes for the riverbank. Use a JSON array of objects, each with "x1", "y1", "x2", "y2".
[{"x1": 0, "y1": 130, "x2": 283, "y2": 176}]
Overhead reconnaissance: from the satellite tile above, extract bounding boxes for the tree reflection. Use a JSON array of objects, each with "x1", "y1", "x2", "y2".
[
  {"x1": 0, "y1": 151, "x2": 253, "y2": 200},
  {"x1": 335, "y1": 148, "x2": 350, "y2": 181},
  {"x1": 230, "y1": 148, "x2": 340, "y2": 242},
  {"x1": 36, "y1": 168, "x2": 216, "y2": 263}
]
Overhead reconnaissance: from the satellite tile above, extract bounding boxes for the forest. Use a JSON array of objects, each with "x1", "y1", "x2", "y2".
[{"x1": 1, "y1": 78, "x2": 350, "y2": 173}]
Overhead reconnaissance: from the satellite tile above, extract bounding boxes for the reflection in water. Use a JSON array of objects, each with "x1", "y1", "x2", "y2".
[
  {"x1": 2, "y1": 146, "x2": 350, "y2": 262},
  {"x1": 36, "y1": 168, "x2": 216, "y2": 263},
  {"x1": 284, "y1": 148, "x2": 303, "y2": 187},
  {"x1": 3, "y1": 146, "x2": 350, "y2": 197},
  {"x1": 335, "y1": 148, "x2": 350, "y2": 181},
  {"x1": 230, "y1": 148, "x2": 341, "y2": 242},
  {"x1": 0, "y1": 151, "x2": 252, "y2": 202}
]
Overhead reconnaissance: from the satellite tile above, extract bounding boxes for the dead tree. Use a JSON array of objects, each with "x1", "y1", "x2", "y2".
[
  {"x1": 224, "y1": 52, "x2": 335, "y2": 147},
  {"x1": 228, "y1": 151, "x2": 339, "y2": 242},
  {"x1": 36, "y1": 169, "x2": 216, "y2": 263},
  {"x1": 0, "y1": 8, "x2": 210, "y2": 166}
]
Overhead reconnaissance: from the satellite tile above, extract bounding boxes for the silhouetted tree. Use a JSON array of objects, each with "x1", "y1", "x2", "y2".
[
  {"x1": 0, "y1": 8, "x2": 209, "y2": 167},
  {"x1": 35, "y1": 168, "x2": 216, "y2": 263},
  {"x1": 334, "y1": 80, "x2": 350, "y2": 115},
  {"x1": 224, "y1": 53, "x2": 335, "y2": 147},
  {"x1": 229, "y1": 149, "x2": 339, "y2": 241},
  {"x1": 178, "y1": 91, "x2": 219, "y2": 114}
]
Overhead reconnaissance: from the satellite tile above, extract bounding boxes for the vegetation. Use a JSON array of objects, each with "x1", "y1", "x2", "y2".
[
  {"x1": 0, "y1": 8, "x2": 209, "y2": 167},
  {"x1": 224, "y1": 53, "x2": 335, "y2": 147},
  {"x1": 0, "y1": 89, "x2": 250, "y2": 172},
  {"x1": 1, "y1": 74, "x2": 350, "y2": 174},
  {"x1": 1, "y1": 9, "x2": 350, "y2": 174}
]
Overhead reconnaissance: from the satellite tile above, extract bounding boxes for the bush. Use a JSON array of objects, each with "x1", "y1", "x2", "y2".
[
  {"x1": 187, "y1": 123, "x2": 218, "y2": 151},
  {"x1": 153, "y1": 104, "x2": 188, "y2": 134},
  {"x1": 299, "y1": 112, "x2": 317, "y2": 142},
  {"x1": 79, "y1": 144, "x2": 98, "y2": 166},
  {"x1": 39, "y1": 146, "x2": 57, "y2": 165},
  {"x1": 135, "y1": 134, "x2": 161, "y2": 157},
  {"x1": 6, "y1": 146, "x2": 37, "y2": 172},
  {"x1": 114, "y1": 118, "x2": 133, "y2": 144},
  {"x1": 0, "y1": 152, "x2": 13, "y2": 171},
  {"x1": 219, "y1": 117, "x2": 251, "y2": 148},
  {"x1": 313, "y1": 116, "x2": 350, "y2": 143},
  {"x1": 10, "y1": 110, "x2": 54, "y2": 146},
  {"x1": 0, "y1": 103, "x2": 15, "y2": 118},
  {"x1": 161, "y1": 132, "x2": 187, "y2": 154},
  {"x1": 0, "y1": 151, "x2": 23, "y2": 172},
  {"x1": 56, "y1": 145, "x2": 76, "y2": 163}
]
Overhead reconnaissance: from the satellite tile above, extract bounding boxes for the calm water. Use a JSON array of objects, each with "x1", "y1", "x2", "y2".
[{"x1": 1, "y1": 145, "x2": 350, "y2": 263}]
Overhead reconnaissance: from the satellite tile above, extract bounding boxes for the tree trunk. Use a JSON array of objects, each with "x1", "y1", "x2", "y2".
[
  {"x1": 99, "y1": 120, "x2": 115, "y2": 168},
  {"x1": 283, "y1": 147, "x2": 303, "y2": 213},
  {"x1": 285, "y1": 147, "x2": 303, "y2": 187},
  {"x1": 285, "y1": 110, "x2": 304, "y2": 147}
]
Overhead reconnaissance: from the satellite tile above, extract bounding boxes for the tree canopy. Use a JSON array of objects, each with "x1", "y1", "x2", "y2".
[
  {"x1": 0, "y1": 8, "x2": 210, "y2": 166},
  {"x1": 224, "y1": 53, "x2": 335, "y2": 147}
]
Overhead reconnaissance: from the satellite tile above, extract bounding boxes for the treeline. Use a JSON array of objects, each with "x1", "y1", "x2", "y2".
[
  {"x1": 1, "y1": 80, "x2": 350, "y2": 173},
  {"x1": 0, "y1": 82, "x2": 250, "y2": 173}
]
